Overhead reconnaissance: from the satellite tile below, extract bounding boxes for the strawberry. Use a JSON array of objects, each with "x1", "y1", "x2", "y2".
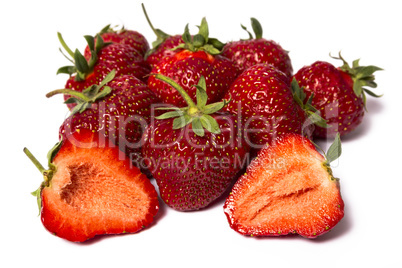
[
  {"x1": 142, "y1": 74, "x2": 250, "y2": 211},
  {"x1": 222, "y1": 64, "x2": 327, "y2": 153},
  {"x1": 57, "y1": 33, "x2": 151, "y2": 109},
  {"x1": 221, "y1": 18, "x2": 293, "y2": 77},
  {"x1": 147, "y1": 18, "x2": 237, "y2": 107},
  {"x1": 47, "y1": 70, "x2": 159, "y2": 159},
  {"x1": 293, "y1": 53, "x2": 382, "y2": 138},
  {"x1": 83, "y1": 24, "x2": 149, "y2": 57},
  {"x1": 24, "y1": 129, "x2": 159, "y2": 242},
  {"x1": 224, "y1": 133, "x2": 344, "y2": 238},
  {"x1": 141, "y1": 3, "x2": 185, "y2": 68}
]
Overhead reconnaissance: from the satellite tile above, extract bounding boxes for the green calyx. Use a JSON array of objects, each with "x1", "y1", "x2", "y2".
[
  {"x1": 141, "y1": 3, "x2": 171, "y2": 59},
  {"x1": 174, "y1": 17, "x2": 225, "y2": 55},
  {"x1": 23, "y1": 140, "x2": 63, "y2": 214},
  {"x1": 56, "y1": 32, "x2": 112, "y2": 81},
  {"x1": 47, "y1": 70, "x2": 116, "y2": 115},
  {"x1": 153, "y1": 74, "x2": 230, "y2": 137},
  {"x1": 331, "y1": 52, "x2": 383, "y2": 107},
  {"x1": 240, "y1": 17, "x2": 263, "y2": 40},
  {"x1": 291, "y1": 78, "x2": 329, "y2": 128}
]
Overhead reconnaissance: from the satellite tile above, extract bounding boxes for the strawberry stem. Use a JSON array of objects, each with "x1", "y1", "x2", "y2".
[
  {"x1": 46, "y1": 89, "x2": 91, "y2": 101},
  {"x1": 57, "y1": 32, "x2": 74, "y2": 58},
  {"x1": 152, "y1": 73, "x2": 197, "y2": 108},
  {"x1": 23, "y1": 148, "x2": 46, "y2": 174}
]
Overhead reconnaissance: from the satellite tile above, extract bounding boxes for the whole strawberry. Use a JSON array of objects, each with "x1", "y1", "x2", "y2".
[
  {"x1": 147, "y1": 18, "x2": 237, "y2": 107},
  {"x1": 57, "y1": 33, "x2": 151, "y2": 109},
  {"x1": 24, "y1": 129, "x2": 159, "y2": 242},
  {"x1": 141, "y1": 3, "x2": 186, "y2": 68},
  {"x1": 223, "y1": 64, "x2": 327, "y2": 153},
  {"x1": 224, "y1": 133, "x2": 344, "y2": 238},
  {"x1": 142, "y1": 74, "x2": 250, "y2": 211},
  {"x1": 294, "y1": 53, "x2": 382, "y2": 138},
  {"x1": 222, "y1": 18, "x2": 293, "y2": 77},
  {"x1": 83, "y1": 24, "x2": 150, "y2": 57},
  {"x1": 47, "y1": 70, "x2": 159, "y2": 159}
]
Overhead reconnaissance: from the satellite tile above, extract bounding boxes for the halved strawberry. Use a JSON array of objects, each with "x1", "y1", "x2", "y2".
[
  {"x1": 24, "y1": 129, "x2": 159, "y2": 242},
  {"x1": 224, "y1": 133, "x2": 344, "y2": 238}
]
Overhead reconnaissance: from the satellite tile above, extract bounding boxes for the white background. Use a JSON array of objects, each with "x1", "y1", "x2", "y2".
[{"x1": 1, "y1": 0, "x2": 401, "y2": 267}]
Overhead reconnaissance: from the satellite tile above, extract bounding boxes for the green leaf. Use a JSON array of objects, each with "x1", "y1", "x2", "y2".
[
  {"x1": 207, "y1": 38, "x2": 225, "y2": 50},
  {"x1": 94, "y1": 86, "x2": 112, "y2": 101},
  {"x1": 99, "y1": 70, "x2": 116, "y2": 88},
  {"x1": 156, "y1": 110, "x2": 184, "y2": 120},
  {"x1": 241, "y1": 24, "x2": 253, "y2": 40},
  {"x1": 200, "y1": 114, "x2": 220, "y2": 134},
  {"x1": 195, "y1": 76, "x2": 208, "y2": 109},
  {"x1": 307, "y1": 111, "x2": 329, "y2": 128},
  {"x1": 95, "y1": 34, "x2": 105, "y2": 54},
  {"x1": 84, "y1": 35, "x2": 95, "y2": 52},
  {"x1": 31, "y1": 187, "x2": 43, "y2": 215},
  {"x1": 64, "y1": 97, "x2": 78, "y2": 104},
  {"x1": 326, "y1": 133, "x2": 342, "y2": 164},
  {"x1": 197, "y1": 17, "x2": 209, "y2": 42},
  {"x1": 182, "y1": 24, "x2": 192, "y2": 44},
  {"x1": 172, "y1": 114, "x2": 192, "y2": 129},
  {"x1": 364, "y1": 88, "x2": 383, "y2": 98},
  {"x1": 56, "y1": 65, "x2": 76, "y2": 75},
  {"x1": 202, "y1": 101, "x2": 225, "y2": 115},
  {"x1": 191, "y1": 117, "x2": 204, "y2": 137},
  {"x1": 250, "y1": 17, "x2": 263, "y2": 39},
  {"x1": 193, "y1": 34, "x2": 206, "y2": 48},
  {"x1": 47, "y1": 140, "x2": 63, "y2": 166},
  {"x1": 74, "y1": 49, "x2": 89, "y2": 74}
]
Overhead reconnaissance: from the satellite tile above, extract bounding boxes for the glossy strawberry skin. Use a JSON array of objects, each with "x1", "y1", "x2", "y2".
[
  {"x1": 223, "y1": 64, "x2": 312, "y2": 153},
  {"x1": 146, "y1": 35, "x2": 184, "y2": 68},
  {"x1": 141, "y1": 112, "x2": 250, "y2": 211},
  {"x1": 65, "y1": 43, "x2": 151, "y2": 109},
  {"x1": 147, "y1": 50, "x2": 238, "y2": 107},
  {"x1": 222, "y1": 38, "x2": 293, "y2": 77},
  {"x1": 61, "y1": 75, "x2": 159, "y2": 158},
  {"x1": 41, "y1": 130, "x2": 159, "y2": 242},
  {"x1": 294, "y1": 61, "x2": 364, "y2": 138},
  {"x1": 224, "y1": 134, "x2": 344, "y2": 238}
]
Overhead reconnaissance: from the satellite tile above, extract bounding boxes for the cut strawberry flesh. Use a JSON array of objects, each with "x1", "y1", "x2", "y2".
[
  {"x1": 41, "y1": 132, "x2": 159, "y2": 242},
  {"x1": 224, "y1": 134, "x2": 344, "y2": 238}
]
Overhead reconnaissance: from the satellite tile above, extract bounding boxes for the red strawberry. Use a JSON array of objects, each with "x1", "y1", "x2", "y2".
[
  {"x1": 223, "y1": 64, "x2": 327, "y2": 153},
  {"x1": 147, "y1": 18, "x2": 237, "y2": 107},
  {"x1": 142, "y1": 74, "x2": 250, "y2": 211},
  {"x1": 224, "y1": 133, "x2": 344, "y2": 238},
  {"x1": 83, "y1": 24, "x2": 149, "y2": 57},
  {"x1": 57, "y1": 33, "x2": 151, "y2": 109},
  {"x1": 47, "y1": 71, "x2": 159, "y2": 159},
  {"x1": 141, "y1": 3, "x2": 185, "y2": 68},
  {"x1": 294, "y1": 53, "x2": 382, "y2": 138},
  {"x1": 221, "y1": 18, "x2": 293, "y2": 77},
  {"x1": 24, "y1": 129, "x2": 159, "y2": 242}
]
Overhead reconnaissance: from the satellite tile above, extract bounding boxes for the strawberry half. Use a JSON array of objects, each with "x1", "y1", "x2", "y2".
[
  {"x1": 142, "y1": 74, "x2": 250, "y2": 211},
  {"x1": 224, "y1": 133, "x2": 344, "y2": 238},
  {"x1": 294, "y1": 53, "x2": 382, "y2": 138},
  {"x1": 222, "y1": 18, "x2": 293, "y2": 77},
  {"x1": 24, "y1": 129, "x2": 159, "y2": 242}
]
